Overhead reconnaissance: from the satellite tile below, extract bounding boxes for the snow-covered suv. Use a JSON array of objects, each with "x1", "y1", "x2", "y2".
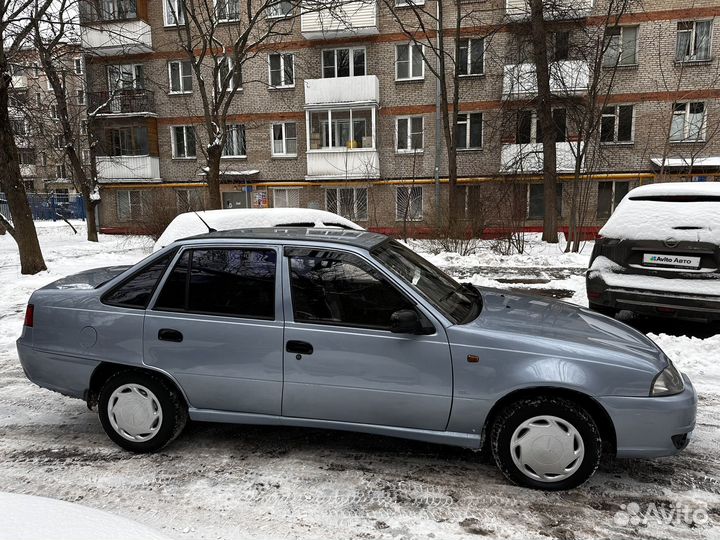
[{"x1": 587, "y1": 182, "x2": 720, "y2": 321}]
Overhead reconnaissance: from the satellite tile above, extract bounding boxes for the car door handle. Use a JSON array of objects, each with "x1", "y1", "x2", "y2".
[
  {"x1": 286, "y1": 340, "x2": 313, "y2": 355},
  {"x1": 158, "y1": 328, "x2": 183, "y2": 343}
]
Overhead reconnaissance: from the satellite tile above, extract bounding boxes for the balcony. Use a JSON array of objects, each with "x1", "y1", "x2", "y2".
[
  {"x1": 10, "y1": 74, "x2": 27, "y2": 89},
  {"x1": 304, "y1": 75, "x2": 379, "y2": 106},
  {"x1": 81, "y1": 20, "x2": 152, "y2": 56},
  {"x1": 306, "y1": 149, "x2": 379, "y2": 180},
  {"x1": 500, "y1": 142, "x2": 584, "y2": 173},
  {"x1": 97, "y1": 155, "x2": 160, "y2": 182},
  {"x1": 503, "y1": 60, "x2": 589, "y2": 98},
  {"x1": 301, "y1": 0, "x2": 378, "y2": 40},
  {"x1": 505, "y1": 0, "x2": 594, "y2": 21},
  {"x1": 88, "y1": 90, "x2": 156, "y2": 116}
]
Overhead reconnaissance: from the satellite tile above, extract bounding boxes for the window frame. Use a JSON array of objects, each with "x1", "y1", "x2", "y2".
[
  {"x1": 600, "y1": 104, "x2": 635, "y2": 144},
  {"x1": 395, "y1": 185, "x2": 423, "y2": 222},
  {"x1": 272, "y1": 187, "x2": 301, "y2": 208},
  {"x1": 458, "y1": 37, "x2": 485, "y2": 77},
  {"x1": 670, "y1": 102, "x2": 707, "y2": 142},
  {"x1": 164, "y1": 0, "x2": 186, "y2": 26},
  {"x1": 603, "y1": 25, "x2": 639, "y2": 67},
  {"x1": 527, "y1": 183, "x2": 563, "y2": 220},
  {"x1": 168, "y1": 60, "x2": 193, "y2": 94},
  {"x1": 266, "y1": 0, "x2": 292, "y2": 18},
  {"x1": 676, "y1": 20, "x2": 713, "y2": 63},
  {"x1": 216, "y1": 57, "x2": 242, "y2": 93},
  {"x1": 321, "y1": 46, "x2": 367, "y2": 78},
  {"x1": 271, "y1": 121, "x2": 298, "y2": 156},
  {"x1": 395, "y1": 115, "x2": 424, "y2": 153},
  {"x1": 215, "y1": 0, "x2": 241, "y2": 22},
  {"x1": 268, "y1": 52, "x2": 295, "y2": 88},
  {"x1": 74, "y1": 57, "x2": 84, "y2": 75},
  {"x1": 116, "y1": 189, "x2": 143, "y2": 221},
  {"x1": 597, "y1": 180, "x2": 630, "y2": 219},
  {"x1": 171, "y1": 125, "x2": 197, "y2": 158},
  {"x1": 222, "y1": 124, "x2": 247, "y2": 158},
  {"x1": 456, "y1": 112, "x2": 483, "y2": 150},
  {"x1": 395, "y1": 43, "x2": 425, "y2": 81},
  {"x1": 325, "y1": 186, "x2": 368, "y2": 221}
]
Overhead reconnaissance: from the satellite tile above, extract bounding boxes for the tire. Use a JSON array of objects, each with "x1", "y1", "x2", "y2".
[
  {"x1": 588, "y1": 303, "x2": 617, "y2": 318},
  {"x1": 98, "y1": 370, "x2": 187, "y2": 453},
  {"x1": 490, "y1": 396, "x2": 602, "y2": 491}
]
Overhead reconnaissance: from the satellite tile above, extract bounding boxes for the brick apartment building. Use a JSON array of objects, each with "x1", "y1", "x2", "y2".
[{"x1": 73, "y1": 0, "x2": 720, "y2": 234}]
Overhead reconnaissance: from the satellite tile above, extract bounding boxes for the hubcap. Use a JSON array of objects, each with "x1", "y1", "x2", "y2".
[
  {"x1": 107, "y1": 384, "x2": 163, "y2": 442},
  {"x1": 510, "y1": 415, "x2": 584, "y2": 483}
]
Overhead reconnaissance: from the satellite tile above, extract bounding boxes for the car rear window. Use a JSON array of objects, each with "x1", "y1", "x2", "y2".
[{"x1": 102, "y1": 250, "x2": 177, "y2": 309}]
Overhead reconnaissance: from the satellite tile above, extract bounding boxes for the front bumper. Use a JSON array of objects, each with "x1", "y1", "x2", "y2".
[
  {"x1": 598, "y1": 374, "x2": 697, "y2": 458},
  {"x1": 587, "y1": 272, "x2": 720, "y2": 321}
]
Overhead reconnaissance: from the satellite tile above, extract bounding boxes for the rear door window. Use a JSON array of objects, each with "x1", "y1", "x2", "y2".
[
  {"x1": 103, "y1": 251, "x2": 176, "y2": 309},
  {"x1": 154, "y1": 248, "x2": 277, "y2": 319}
]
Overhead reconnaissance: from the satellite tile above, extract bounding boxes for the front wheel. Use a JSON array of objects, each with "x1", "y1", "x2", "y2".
[
  {"x1": 490, "y1": 397, "x2": 602, "y2": 490},
  {"x1": 98, "y1": 370, "x2": 187, "y2": 453}
]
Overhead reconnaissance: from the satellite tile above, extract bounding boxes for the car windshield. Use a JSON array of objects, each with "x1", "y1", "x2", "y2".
[{"x1": 372, "y1": 240, "x2": 481, "y2": 324}]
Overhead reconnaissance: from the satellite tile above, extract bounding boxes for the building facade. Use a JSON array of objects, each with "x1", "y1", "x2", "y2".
[{"x1": 77, "y1": 0, "x2": 720, "y2": 235}]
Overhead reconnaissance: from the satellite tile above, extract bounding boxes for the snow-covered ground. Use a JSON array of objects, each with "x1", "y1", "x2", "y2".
[{"x1": 0, "y1": 222, "x2": 718, "y2": 540}]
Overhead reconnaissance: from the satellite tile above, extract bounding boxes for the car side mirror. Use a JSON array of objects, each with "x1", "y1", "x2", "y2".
[{"x1": 391, "y1": 309, "x2": 427, "y2": 335}]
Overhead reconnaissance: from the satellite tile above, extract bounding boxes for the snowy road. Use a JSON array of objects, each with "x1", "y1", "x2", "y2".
[{"x1": 0, "y1": 223, "x2": 718, "y2": 540}]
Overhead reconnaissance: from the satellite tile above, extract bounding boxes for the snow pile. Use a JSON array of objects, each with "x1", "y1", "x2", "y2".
[
  {"x1": 0, "y1": 492, "x2": 172, "y2": 540},
  {"x1": 650, "y1": 333, "x2": 720, "y2": 392},
  {"x1": 599, "y1": 182, "x2": 720, "y2": 243},
  {"x1": 153, "y1": 208, "x2": 363, "y2": 252}
]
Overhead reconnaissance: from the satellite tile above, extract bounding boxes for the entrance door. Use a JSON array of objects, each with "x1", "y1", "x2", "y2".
[
  {"x1": 223, "y1": 191, "x2": 249, "y2": 209},
  {"x1": 281, "y1": 248, "x2": 453, "y2": 431}
]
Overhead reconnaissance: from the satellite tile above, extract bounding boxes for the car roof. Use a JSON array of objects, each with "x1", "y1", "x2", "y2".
[
  {"x1": 181, "y1": 227, "x2": 390, "y2": 250},
  {"x1": 628, "y1": 181, "x2": 720, "y2": 199}
]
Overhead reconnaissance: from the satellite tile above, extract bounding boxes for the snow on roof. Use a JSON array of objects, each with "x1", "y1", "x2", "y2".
[
  {"x1": 0, "y1": 492, "x2": 171, "y2": 540},
  {"x1": 651, "y1": 157, "x2": 720, "y2": 169},
  {"x1": 153, "y1": 208, "x2": 364, "y2": 252},
  {"x1": 599, "y1": 182, "x2": 720, "y2": 243}
]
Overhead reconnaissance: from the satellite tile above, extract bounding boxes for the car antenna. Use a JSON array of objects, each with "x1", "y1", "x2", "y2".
[{"x1": 194, "y1": 211, "x2": 216, "y2": 233}]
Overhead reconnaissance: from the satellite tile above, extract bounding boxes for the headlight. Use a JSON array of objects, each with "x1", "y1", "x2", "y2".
[{"x1": 650, "y1": 362, "x2": 684, "y2": 397}]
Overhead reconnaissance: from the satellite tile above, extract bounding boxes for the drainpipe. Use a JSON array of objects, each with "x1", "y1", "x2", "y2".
[{"x1": 433, "y1": 0, "x2": 441, "y2": 221}]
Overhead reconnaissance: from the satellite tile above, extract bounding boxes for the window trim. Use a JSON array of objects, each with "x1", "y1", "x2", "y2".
[
  {"x1": 670, "y1": 101, "x2": 707, "y2": 143},
  {"x1": 215, "y1": 0, "x2": 241, "y2": 22},
  {"x1": 268, "y1": 52, "x2": 295, "y2": 89},
  {"x1": 266, "y1": 0, "x2": 293, "y2": 19},
  {"x1": 271, "y1": 121, "x2": 298, "y2": 156},
  {"x1": 222, "y1": 123, "x2": 247, "y2": 158},
  {"x1": 272, "y1": 187, "x2": 301, "y2": 207},
  {"x1": 168, "y1": 60, "x2": 193, "y2": 94},
  {"x1": 600, "y1": 104, "x2": 635, "y2": 145},
  {"x1": 603, "y1": 25, "x2": 639, "y2": 67},
  {"x1": 171, "y1": 125, "x2": 197, "y2": 159},
  {"x1": 395, "y1": 115, "x2": 424, "y2": 153},
  {"x1": 527, "y1": 183, "x2": 563, "y2": 220},
  {"x1": 163, "y1": 0, "x2": 186, "y2": 26},
  {"x1": 116, "y1": 188, "x2": 143, "y2": 222},
  {"x1": 458, "y1": 37, "x2": 485, "y2": 77},
  {"x1": 676, "y1": 19, "x2": 713, "y2": 63},
  {"x1": 321, "y1": 46, "x2": 367, "y2": 78},
  {"x1": 456, "y1": 112, "x2": 483, "y2": 150},
  {"x1": 597, "y1": 180, "x2": 630, "y2": 218},
  {"x1": 395, "y1": 43, "x2": 425, "y2": 81}
]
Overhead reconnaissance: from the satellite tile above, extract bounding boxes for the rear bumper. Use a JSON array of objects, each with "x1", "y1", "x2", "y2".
[
  {"x1": 598, "y1": 375, "x2": 697, "y2": 458},
  {"x1": 16, "y1": 340, "x2": 95, "y2": 400},
  {"x1": 587, "y1": 272, "x2": 720, "y2": 321}
]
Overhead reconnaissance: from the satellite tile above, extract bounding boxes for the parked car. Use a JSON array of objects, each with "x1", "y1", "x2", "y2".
[
  {"x1": 587, "y1": 182, "x2": 720, "y2": 321},
  {"x1": 153, "y1": 208, "x2": 362, "y2": 252},
  {"x1": 18, "y1": 228, "x2": 696, "y2": 490}
]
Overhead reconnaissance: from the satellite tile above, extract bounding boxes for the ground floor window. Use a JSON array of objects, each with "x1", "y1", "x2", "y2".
[
  {"x1": 395, "y1": 186, "x2": 423, "y2": 221},
  {"x1": 597, "y1": 181, "x2": 630, "y2": 218},
  {"x1": 117, "y1": 189, "x2": 143, "y2": 221},
  {"x1": 326, "y1": 187, "x2": 368, "y2": 221},
  {"x1": 176, "y1": 188, "x2": 204, "y2": 212},
  {"x1": 273, "y1": 187, "x2": 300, "y2": 208},
  {"x1": 528, "y1": 183, "x2": 563, "y2": 220}
]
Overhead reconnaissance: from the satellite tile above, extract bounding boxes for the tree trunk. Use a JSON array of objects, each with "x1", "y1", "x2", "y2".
[
  {"x1": 206, "y1": 147, "x2": 223, "y2": 210},
  {"x1": 0, "y1": 74, "x2": 46, "y2": 274},
  {"x1": 529, "y1": 0, "x2": 558, "y2": 243}
]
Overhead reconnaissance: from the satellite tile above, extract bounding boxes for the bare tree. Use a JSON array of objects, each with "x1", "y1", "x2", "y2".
[{"x1": 1, "y1": 0, "x2": 54, "y2": 273}]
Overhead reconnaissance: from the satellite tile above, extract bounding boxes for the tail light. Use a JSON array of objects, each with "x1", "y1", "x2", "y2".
[{"x1": 24, "y1": 304, "x2": 34, "y2": 327}]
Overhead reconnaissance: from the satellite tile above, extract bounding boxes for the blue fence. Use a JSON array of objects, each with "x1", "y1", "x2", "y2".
[{"x1": 0, "y1": 192, "x2": 86, "y2": 222}]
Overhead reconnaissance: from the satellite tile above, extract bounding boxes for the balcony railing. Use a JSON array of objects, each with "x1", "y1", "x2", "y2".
[
  {"x1": 306, "y1": 149, "x2": 379, "y2": 180},
  {"x1": 88, "y1": 89, "x2": 155, "y2": 115},
  {"x1": 503, "y1": 60, "x2": 589, "y2": 98},
  {"x1": 80, "y1": 19, "x2": 152, "y2": 56},
  {"x1": 501, "y1": 142, "x2": 584, "y2": 173},
  {"x1": 301, "y1": 0, "x2": 378, "y2": 39},
  {"x1": 97, "y1": 155, "x2": 160, "y2": 181},
  {"x1": 304, "y1": 75, "x2": 379, "y2": 106},
  {"x1": 506, "y1": 0, "x2": 594, "y2": 21}
]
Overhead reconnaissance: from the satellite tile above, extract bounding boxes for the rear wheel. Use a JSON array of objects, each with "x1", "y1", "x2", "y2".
[
  {"x1": 588, "y1": 303, "x2": 617, "y2": 318},
  {"x1": 98, "y1": 371, "x2": 187, "y2": 453},
  {"x1": 490, "y1": 397, "x2": 602, "y2": 490}
]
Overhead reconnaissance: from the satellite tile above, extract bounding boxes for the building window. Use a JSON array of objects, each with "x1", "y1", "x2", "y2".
[
  {"x1": 396, "y1": 186, "x2": 423, "y2": 221},
  {"x1": 272, "y1": 122, "x2": 297, "y2": 156},
  {"x1": 266, "y1": 0, "x2": 292, "y2": 18},
  {"x1": 117, "y1": 190, "x2": 142, "y2": 221},
  {"x1": 216, "y1": 0, "x2": 240, "y2": 21},
  {"x1": 50, "y1": 105, "x2": 59, "y2": 119},
  {"x1": 98, "y1": 0, "x2": 136, "y2": 19},
  {"x1": 597, "y1": 181, "x2": 629, "y2": 219},
  {"x1": 268, "y1": 53, "x2": 294, "y2": 88},
  {"x1": 23, "y1": 180, "x2": 35, "y2": 192},
  {"x1": 172, "y1": 126, "x2": 197, "y2": 158},
  {"x1": 456, "y1": 112, "x2": 482, "y2": 149},
  {"x1": 527, "y1": 184, "x2": 563, "y2": 220},
  {"x1": 169, "y1": 60, "x2": 193, "y2": 93},
  {"x1": 676, "y1": 20, "x2": 712, "y2": 62},
  {"x1": 164, "y1": 0, "x2": 185, "y2": 25},
  {"x1": 76, "y1": 89, "x2": 85, "y2": 105},
  {"x1": 19, "y1": 148, "x2": 36, "y2": 165},
  {"x1": 108, "y1": 64, "x2": 145, "y2": 90},
  {"x1": 516, "y1": 109, "x2": 566, "y2": 144},
  {"x1": 603, "y1": 26, "x2": 638, "y2": 67},
  {"x1": 670, "y1": 102, "x2": 706, "y2": 142},
  {"x1": 54, "y1": 134, "x2": 64, "y2": 149},
  {"x1": 223, "y1": 124, "x2": 246, "y2": 157},
  {"x1": 326, "y1": 187, "x2": 368, "y2": 221},
  {"x1": 55, "y1": 188, "x2": 70, "y2": 203},
  {"x1": 109, "y1": 126, "x2": 149, "y2": 156},
  {"x1": 273, "y1": 187, "x2": 300, "y2": 208},
  {"x1": 309, "y1": 108, "x2": 374, "y2": 149},
  {"x1": 395, "y1": 0, "x2": 425, "y2": 6},
  {"x1": 74, "y1": 58, "x2": 84, "y2": 75},
  {"x1": 41, "y1": 152, "x2": 47, "y2": 166},
  {"x1": 396, "y1": 116, "x2": 423, "y2": 152},
  {"x1": 550, "y1": 31, "x2": 570, "y2": 62},
  {"x1": 217, "y1": 58, "x2": 242, "y2": 92},
  {"x1": 600, "y1": 105, "x2": 634, "y2": 143},
  {"x1": 11, "y1": 117, "x2": 28, "y2": 137},
  {"x1": 55, "y1": 163, "x2": 68, "y2": 179},
  {"x1": 322, "y1": 47, "x2": 366, "y2": 78},
  {"x1": 395, "y1": 43, "x2": 424, "y2": 80},
  {"x1": 176, "y1": 188, "x2": 204, "y2": 212},
  {"x1": 458, "y1": 38, "x2": 484, "y2": 76}
]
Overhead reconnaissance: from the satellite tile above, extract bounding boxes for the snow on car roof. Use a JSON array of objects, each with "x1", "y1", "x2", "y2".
[
  {"x1": 185, "y1": 227, "x2": 388, "y2": 249},
  {"x1": 153, "y1": 208, "x2": 363, "y2": 252},
  {"x1": 599, "y1": 182, "x2": 720, "y2": 243}
]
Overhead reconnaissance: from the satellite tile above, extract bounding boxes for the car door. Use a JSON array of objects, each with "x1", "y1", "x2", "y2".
[
  {"x1": 281, "y1": 247, "x2": 453, "y2": 431},
  {"x1": 143, "y1": 245, "x2": 284, "y2": 415}
]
